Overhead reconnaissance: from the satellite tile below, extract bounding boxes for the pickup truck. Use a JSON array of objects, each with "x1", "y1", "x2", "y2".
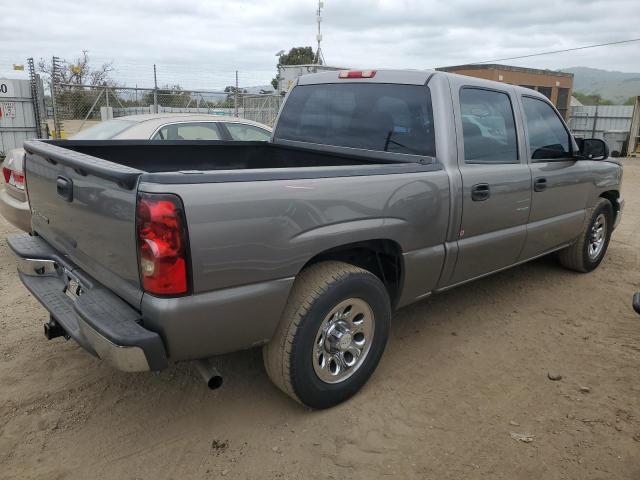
[{"x1": 9, "y1": 69, "x2": 623, "y2": 409}]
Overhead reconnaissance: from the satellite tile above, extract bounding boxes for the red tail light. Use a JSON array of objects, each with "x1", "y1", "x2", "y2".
[
  {"x1": 2, "y1": 167, "x2": 25, "y2": 190},
  {"x1": 338, "y1": 70, "x2": 376, "y2": 79},
  {"x1": 136, "y1": 193, "x2": 189, "y2": 296}
]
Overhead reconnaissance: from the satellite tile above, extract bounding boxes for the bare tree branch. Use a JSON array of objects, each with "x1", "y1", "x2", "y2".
[{"x1": 38, "y1": 51, "x2": 117, "y2": 87}]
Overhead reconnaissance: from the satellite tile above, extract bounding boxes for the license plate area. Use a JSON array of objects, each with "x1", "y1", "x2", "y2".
[{"x1": 64, "y1": 270, "x2": 84, "y2": 302}]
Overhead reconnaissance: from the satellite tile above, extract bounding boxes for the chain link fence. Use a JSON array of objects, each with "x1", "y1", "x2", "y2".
[{"x1": 50, "y1": 81, "x2": 284, "y2": 138}]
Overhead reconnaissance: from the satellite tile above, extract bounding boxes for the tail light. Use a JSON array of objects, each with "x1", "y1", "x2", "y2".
[
  {"x1": 136, "y1": 193, "x2": 189, "y2": 296},
  {"x1": 2, "y1": 166, "x2": 25, "y2": 190},
  {"x1": 339, "y1": 70, "x2": 376, "y2": 79}
]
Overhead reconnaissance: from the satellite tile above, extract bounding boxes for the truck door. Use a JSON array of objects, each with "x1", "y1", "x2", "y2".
[
  {"x1": 448, "y1": 85, "x2": 532, "y2": 285},
  {"x1": 518, "y1": 95, "x2": 591, "y2": 259}
]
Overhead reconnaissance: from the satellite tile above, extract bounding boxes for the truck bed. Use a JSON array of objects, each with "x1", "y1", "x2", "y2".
[
  {"x1": 44, "y1": 140, "x2": 398, "y2": 173},
  {"x1": 22, "y1": 138, "x2": 440, "y2": 313}
]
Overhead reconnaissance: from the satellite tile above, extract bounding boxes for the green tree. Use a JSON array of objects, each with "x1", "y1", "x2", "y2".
[
  {"x1": 219, "y1": 86, "x2": 248, "y2": 108},
  {"x1": 572, "y1": 91, "x2": 614, "y2": 106},
  {"x1": 624, "y1": 96, "x2": 638, "y2": 106},
  {"x1": 271, "y1": 46, "x2": 317, "y2": 90}
]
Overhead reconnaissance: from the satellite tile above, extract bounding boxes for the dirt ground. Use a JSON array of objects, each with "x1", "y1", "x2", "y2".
[{"x1": 1, "y1": 160, "x2": 639, "y2": 480}]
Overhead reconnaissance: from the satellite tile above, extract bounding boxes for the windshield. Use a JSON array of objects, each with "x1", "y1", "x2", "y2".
[
  {"x1": 71, "y1": 119, "x2": 138, "y2": 140},
  {"x1": 274, "y1": 83, "x2": 435, "y2": 157}
]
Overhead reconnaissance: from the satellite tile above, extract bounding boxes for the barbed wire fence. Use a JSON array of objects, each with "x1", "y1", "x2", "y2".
[{"x1": 47, "y1": 61, "x2": 284, "y2": 138}]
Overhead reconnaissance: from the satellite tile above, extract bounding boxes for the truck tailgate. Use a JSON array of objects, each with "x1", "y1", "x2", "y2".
[{"x1": 23, "y1": 140, "x2": 144, "y2": 307}]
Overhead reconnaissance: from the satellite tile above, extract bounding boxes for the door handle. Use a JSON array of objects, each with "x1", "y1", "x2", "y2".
[
  {"x1": 534, "y1": 177, "x2": 547, "y2": 192},
  {"x1": 471, "y1": 183, "x2": 490, "y2": 201},
  {"x1": 56, "y1": 176, "x2": 73, "y2": 202}
]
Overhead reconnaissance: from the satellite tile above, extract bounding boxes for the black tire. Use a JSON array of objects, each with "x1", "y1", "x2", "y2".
[
  {"x1": 263, "y1": 261, "x2": 391, "y2": 409},
  {"x1": 558, "y1": 198, "x2": 613, "y2": 272}
]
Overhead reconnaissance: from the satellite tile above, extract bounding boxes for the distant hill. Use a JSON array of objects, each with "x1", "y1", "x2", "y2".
[{"x1": 562, "y1": 67, "x2": 640, "y2": 103}]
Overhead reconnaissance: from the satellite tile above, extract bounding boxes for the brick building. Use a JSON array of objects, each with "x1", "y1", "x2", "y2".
[{"x1": 437, "y1": 64, "x2": 573, "y2": 119}]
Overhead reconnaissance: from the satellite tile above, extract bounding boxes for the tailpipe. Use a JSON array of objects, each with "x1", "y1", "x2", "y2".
[{"x1": 194, "y1": 359, "x2": 224, "y2": 390}]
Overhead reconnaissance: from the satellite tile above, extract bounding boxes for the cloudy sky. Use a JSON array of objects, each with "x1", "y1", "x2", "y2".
[{"x1": 1, "y1": 0, "x2": 639, "y2": 89}]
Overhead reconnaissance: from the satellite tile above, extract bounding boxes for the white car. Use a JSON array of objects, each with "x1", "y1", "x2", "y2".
[{"x1": 0, "y1": 114, "x2": 272, "y2": 232}]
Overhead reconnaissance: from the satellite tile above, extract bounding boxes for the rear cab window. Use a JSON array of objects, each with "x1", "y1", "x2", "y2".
[{"x1": 274, "y1": 83, "x2": 436, "y2": 157}]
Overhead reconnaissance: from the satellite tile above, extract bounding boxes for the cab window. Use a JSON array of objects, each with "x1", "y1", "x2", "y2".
[
  {"x1": 460, "y1": 88, "x2": 519, "y2": 163},
  {"x1": 275, "y1": 83, "x2": 436, "y2": 157},
  {"x1": 522, "y1": 97, "x2": 571, "y2": 159}
]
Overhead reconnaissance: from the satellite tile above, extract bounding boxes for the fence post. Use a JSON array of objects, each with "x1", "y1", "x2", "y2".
[
  {"x1": 153, "y1": 64, "x2": 158, "y2": 113},
  {"x1": 234, "y1": 70, "x2": 239, "y2": 118},
  {"x1": 51, "y1": 56, "x2": 63, "y2": 139},
  {"x1": 591, "y1": 104, "x2": 599, "y2": 138}
]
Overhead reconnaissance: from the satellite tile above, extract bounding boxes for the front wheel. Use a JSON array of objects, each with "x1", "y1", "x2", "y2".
[
  {"x1": 263, "y1": 261, "x2": 391, "y2": 409},
  {"x1": 558, "y1": 198, "x2": 613, "y2": 272}
]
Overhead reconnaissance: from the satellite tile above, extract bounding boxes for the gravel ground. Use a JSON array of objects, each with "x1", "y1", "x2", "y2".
[{"x1": 0, "y1": 159, "x2": 639, "y2": 480}]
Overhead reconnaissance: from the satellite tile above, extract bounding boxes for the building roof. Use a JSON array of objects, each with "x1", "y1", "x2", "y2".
[{"x1": 437, "y1": 64, "x2": 573, "y2": 78}]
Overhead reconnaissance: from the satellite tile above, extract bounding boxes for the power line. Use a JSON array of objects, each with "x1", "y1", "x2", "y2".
[{"x1": 468, "y1": 37, "x2": 640, "y2": 64}]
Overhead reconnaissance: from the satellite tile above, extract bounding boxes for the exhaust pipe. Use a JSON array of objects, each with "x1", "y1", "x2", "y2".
[{"x1": 194, "y1": 359, "x2": 224, "y2": 390}]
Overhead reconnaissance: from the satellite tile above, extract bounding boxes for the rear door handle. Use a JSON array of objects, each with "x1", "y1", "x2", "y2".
[
  {"x1": 471, "y1": 183, "x2": 490, "y2": 201},
  {"x1": 534, "y1": 177, "x2": 547, "y2": 192}
]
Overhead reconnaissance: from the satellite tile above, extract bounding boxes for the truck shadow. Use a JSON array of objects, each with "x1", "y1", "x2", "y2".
[
  {"x1": 9, "y1": 250, "x2": 616, "y2": 468},
  {"x1": 24, "y1": 252, "x2": 591, "y2": 427},
  {"x1": 124, "y1": 253, "x2": 577, "y2": 412}
]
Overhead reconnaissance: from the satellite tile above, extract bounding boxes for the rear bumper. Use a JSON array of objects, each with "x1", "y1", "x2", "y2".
[
  {"x1": 0, "y1": 186, "x2": 31, "y2": 232},
  {"x1": 8, "y1": 233, "x2": 167, "y2": 372}
]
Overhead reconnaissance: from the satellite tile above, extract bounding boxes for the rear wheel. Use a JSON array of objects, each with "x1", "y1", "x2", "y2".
[
  {"x1": 263, "y1": 261, "x2": 391, "y2": 409},
  {"x1": 558, "y1": 198, "x2": 613, "y2": 272}
]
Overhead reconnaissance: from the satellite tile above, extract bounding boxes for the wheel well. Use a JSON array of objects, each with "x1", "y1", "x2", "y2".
[
  {"x1": 600, "y1": 190, "x2": 619, "y2": 221},
  {"x1": 300, "y1": 239, "x2": 403, "y2": 306}
]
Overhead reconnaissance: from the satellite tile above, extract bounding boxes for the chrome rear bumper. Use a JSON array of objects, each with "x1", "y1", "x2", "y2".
[{"x1": 8, "y1": 233, "x2": 167, "y2": 372}]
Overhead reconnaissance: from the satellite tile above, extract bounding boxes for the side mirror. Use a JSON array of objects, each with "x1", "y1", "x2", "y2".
[
  {"x1": 633, "y1": 293, "x2": 640, "y2": 315},
  {"x1": 578, "y1": 138, "x2": 609, "y2": 160}
]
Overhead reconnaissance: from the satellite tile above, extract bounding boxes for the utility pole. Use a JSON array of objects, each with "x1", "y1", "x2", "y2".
[
  {"x1": 234, "y1": 70, "x2": 239, "y2": 118},
  {"x1": 315, "y1": 1, "x2": 324, "y2": 65},
  {"x1": 153, "y1": 64, "x2": 158, "y2": 113}
]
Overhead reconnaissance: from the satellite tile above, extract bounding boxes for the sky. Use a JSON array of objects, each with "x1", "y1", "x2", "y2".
[{"x1": 1, "y1": 0, "x2": 639, "y2": 89}]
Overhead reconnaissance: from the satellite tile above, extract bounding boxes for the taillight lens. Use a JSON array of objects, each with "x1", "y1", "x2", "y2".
[
  {"x1": 338, "y1": 70, "x2": 376, "y2": 79},
  {"x1": 136, "y1": 193, "x2": 189, "y2": 295},
  {"x1": 2, "y1": 166, "x2": 25, "y2": 190}
]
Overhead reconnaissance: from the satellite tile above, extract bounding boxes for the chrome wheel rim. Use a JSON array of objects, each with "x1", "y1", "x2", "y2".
[
  {"x1": 588, "y1": 213, "x2": 607, "y2": 260},
  {"x1": 312, "y1": 298, "x2": 375, "y2": 384}
]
